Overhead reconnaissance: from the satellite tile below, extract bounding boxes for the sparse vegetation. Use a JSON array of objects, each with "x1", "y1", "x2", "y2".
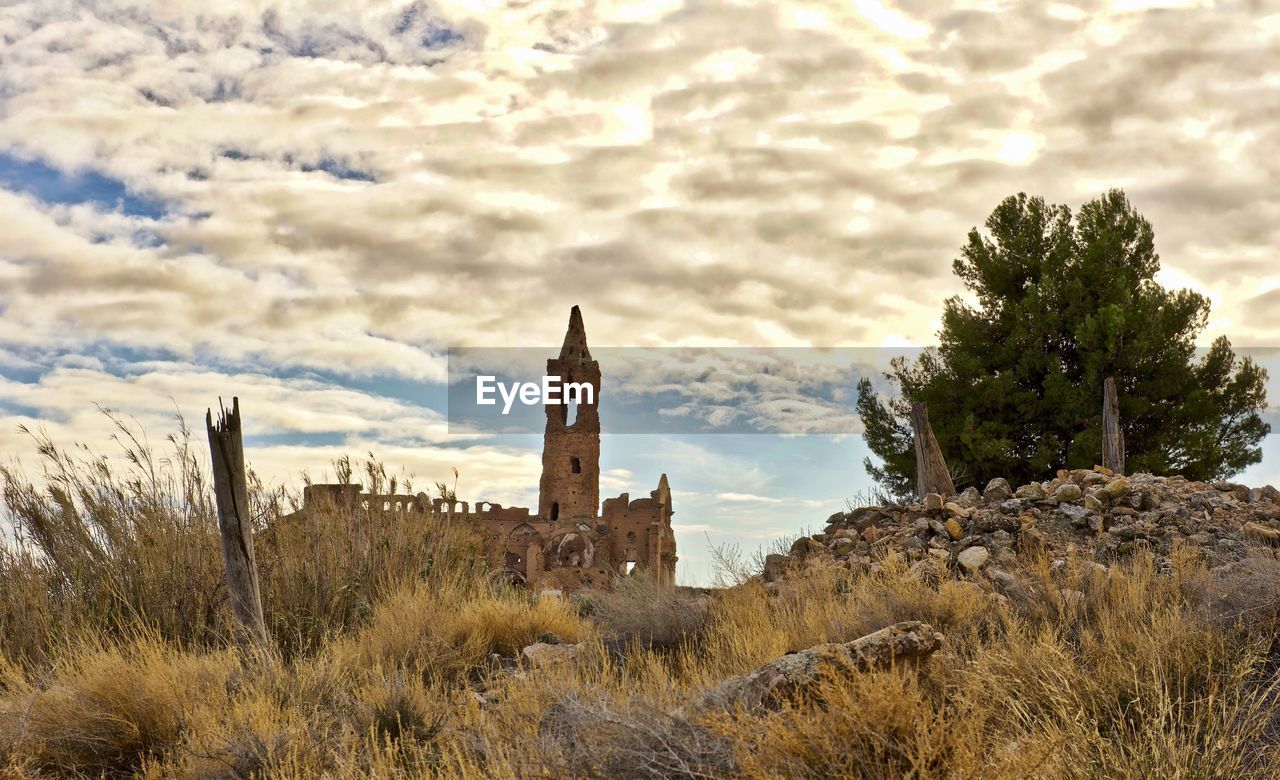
[{"x1": 3, "y1": 421, "x2": 1280, "y2": 777}]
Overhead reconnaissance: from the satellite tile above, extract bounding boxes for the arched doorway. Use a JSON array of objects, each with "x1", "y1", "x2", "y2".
[{"x1": 543, "y1": 530, "x2": 594, "y2": 569}]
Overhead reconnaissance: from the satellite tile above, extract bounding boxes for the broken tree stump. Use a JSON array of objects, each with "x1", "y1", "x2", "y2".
[
  {"x1": 1102, "y1": 377, "x2": 1125, "y2": 475},
  {"x1": 683, "y1": 621, "x2": 943, "y2": 714},
  {"x1": 207, "y1": 397, "x2": 268, "y2": 650},
  {"x1": 912, "y1": 402, "x2": 956, "y2": 499}
]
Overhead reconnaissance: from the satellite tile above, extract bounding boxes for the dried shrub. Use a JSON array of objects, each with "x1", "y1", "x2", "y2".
[
  {"x1": 0, "y1": 413, "x2": 486, "y2": 663},
  {"x1": 332, "y1": 577, "x2": 587, "y2": 683},
  {"x1": 537, "y1": 693, "x2": 735, "y2": 779},
  {"x1": 0, "y1": 635, "x2": 234, "y2": 776},
  {"x1": 583, "y1": 572, "x2": 710, "y2": 654}
]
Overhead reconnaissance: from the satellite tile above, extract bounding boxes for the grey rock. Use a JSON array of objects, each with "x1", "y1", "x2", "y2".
[
  {"x1": 1015, "y1": 482, "x2": 1047, "y2": 500},
  {"x1": 790, "y1": 536, "x2": 826, "y2": 559},
  {"x1": 985, "y1": 567, "x2": 1022, "y2": 593},
  {"x1": 522, "y1": 642, "x2": 581, "y2": 669},
  {"x1": 1058, "y1": 503, "x2": 1090, "y2": 524},
  {"x1": 848, "y1": 507, "x2": 883, "y2": 530},
  {"x1": 1054, "y1": 483, "x2": 1083, "y2": 502},
  {"x1": 957, "y1": 546, "x2": 990, "y2": 572},
  {"x1": 984, "y1": 478, "x2": 1013, "y2": 502},
  {"x1": 1242, "y1": 521, "x2": 1280, "y2": 547},
  {"x1": 1101, "y1": 477, "x2": 1131, "y2": 502},
  {"x1": 1110, "y1": 522, "x2": 1140, "y2": 540},
  {"x1": 762, "y1": 553, "x2": 790, "y2": 583}
]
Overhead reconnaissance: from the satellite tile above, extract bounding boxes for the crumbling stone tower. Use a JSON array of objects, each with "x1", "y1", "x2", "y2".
[
  {"x1": 538, "y1": 305, "x2": 600, "y2": 521},
  {"x1": 290, "y1": 304, "x2": 677, "y2": 593}
]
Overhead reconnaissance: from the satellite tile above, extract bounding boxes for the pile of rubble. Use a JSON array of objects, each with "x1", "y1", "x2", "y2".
[{"x1": 768, "y1": 467, "x2": 1280, "y2": 584}]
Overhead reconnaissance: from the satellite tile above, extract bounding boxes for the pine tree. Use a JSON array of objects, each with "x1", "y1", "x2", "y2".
[{"x1": 858, "y1": 190, "x2": 1270, "y2": 495}]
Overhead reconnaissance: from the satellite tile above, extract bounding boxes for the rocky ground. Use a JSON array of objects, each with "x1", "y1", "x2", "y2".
[{"x1": 768, "y1": 467, "x2": 1280, "y2": 588}]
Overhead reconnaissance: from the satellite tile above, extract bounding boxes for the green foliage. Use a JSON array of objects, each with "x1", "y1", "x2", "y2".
[{"x1": 859, "y1": 190, "x2": 1270, "y2": 493}]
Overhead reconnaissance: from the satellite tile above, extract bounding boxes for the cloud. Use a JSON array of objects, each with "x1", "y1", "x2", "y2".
[
  {"x1": 3, "y1": 0, "x2": 1273, "y2": 374},
  {"x1": 3, "y1": 0, "x2": 1280, "y2": 582},
  {"x1": 714, "y1": 491, "x2": 782, "y2": 503},
  {"x1": 1244, "y1": 289, "x2": 1280, "y2": 329},
  {"x1": 0, "y1": 360, "x2": 544, "y2": 505}
]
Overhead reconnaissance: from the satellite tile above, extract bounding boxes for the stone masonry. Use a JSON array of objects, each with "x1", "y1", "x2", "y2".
[{"x1": 291, "y1": 306, "x2": 678, "y2": 593}]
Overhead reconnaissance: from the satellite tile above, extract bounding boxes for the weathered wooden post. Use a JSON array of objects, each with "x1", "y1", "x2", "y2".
[
  {"x1": 206, "y1": 397, "x2": 268, "y2": 650},
  {"x1": 911, "y1": 402, "x2": 956, "y2": 498},
  {"x1": 1102, "y1": 377, "x2": 1125, "y2": 475}
]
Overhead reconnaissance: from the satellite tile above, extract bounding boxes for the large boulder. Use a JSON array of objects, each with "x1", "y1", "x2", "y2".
[
  {"x1": 1242, "y1": 522, "x2": 1280, "y2": 547},
  {"x1": 684, "y1": 622, "x2": 943, "y2": 713}
]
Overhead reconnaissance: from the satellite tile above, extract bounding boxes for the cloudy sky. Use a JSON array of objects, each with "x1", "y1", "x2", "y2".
[{"x1": 1, "y1": 0, "x2": 1279, "y2": 583}]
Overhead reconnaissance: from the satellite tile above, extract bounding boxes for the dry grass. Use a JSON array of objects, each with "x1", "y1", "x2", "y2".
[
  {"x1": 330, "y1": 575, "x2": 587, "y2": 684},
  {"x1": 3, "y1": 420, "x2": 1280, "y2": 778},
  {"x1": 0, "y1": 414, "x2": 486, "y2": 663},
  {"x1": 580, "y1": 572, "x2": 710, "y2": 656}
]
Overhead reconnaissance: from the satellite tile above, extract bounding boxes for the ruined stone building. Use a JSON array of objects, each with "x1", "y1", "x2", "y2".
[{"x1": 294, "y1": 306, "x2": 678, "y2": 592}]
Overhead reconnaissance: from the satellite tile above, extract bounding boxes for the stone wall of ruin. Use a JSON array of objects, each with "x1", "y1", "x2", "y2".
[{"x1": 293, "y1": 479, "x2": 676, "y2": 592}]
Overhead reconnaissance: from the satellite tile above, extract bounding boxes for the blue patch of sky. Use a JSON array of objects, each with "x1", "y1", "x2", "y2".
[
  {"x1": 0, "y1": 357, "x2": 47, "y2": 385},
  {"x1": 258, "y1": 9, "x2": 393, "y2": 62},
  {"x1": 393, "y1": 2, "x2": 464, "y2": 49},
  {"x1": 8, "y1": 343, "x2": 449, "y2": 420},
  {"x1": 421, "y1": 25, "x2": 462, "y2": 49},
  {"x1": 206, "y1": 78, "x2": 241, "y2": 103},
  {"x1": 1240, "y1": 436, "x2": 1280, "y2": 486},
  {"x1": 0, "y1": 151, "x2": 169, "y2": 220},
  {"x1": 220, "y1": 148, "x2": 377, "y2": 183},
  {"x1": 598, "y1": 432, "x2": 872, "y2": 584},
  {"x1": 242, "y1": 431, "x2": 348, "y2": 449},
  {"x1": 300, "y1": 158, "x2": 378, "y2": 183},
  {"x1": 0, "y1": 398, "x2": 48, "y2": 421},
  {"x1": 256, "y1": 364, "x2": 448, "y2": 414}
]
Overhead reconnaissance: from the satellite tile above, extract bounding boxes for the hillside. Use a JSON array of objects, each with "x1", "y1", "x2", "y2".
[
  {"x1": 3, "y1": 448, "x2": 1280, "y2": 777},
  {"x1": 770, "y1": 467, "x2": 1280, "y2": 587}
]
